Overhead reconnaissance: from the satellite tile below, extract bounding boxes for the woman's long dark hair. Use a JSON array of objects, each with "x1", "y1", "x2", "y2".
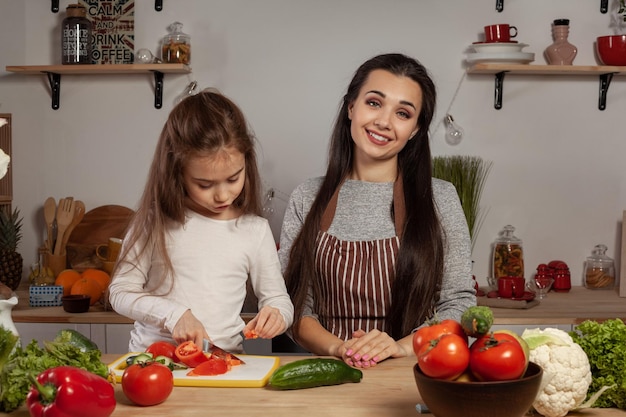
[{"x1": 285, "y1": 53, "x2": 443, "y2": 340}]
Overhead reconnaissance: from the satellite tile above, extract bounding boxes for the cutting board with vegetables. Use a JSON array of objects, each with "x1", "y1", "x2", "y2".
[{"x1": 109, "y1": 353, "x2": 280, "y2": 388}]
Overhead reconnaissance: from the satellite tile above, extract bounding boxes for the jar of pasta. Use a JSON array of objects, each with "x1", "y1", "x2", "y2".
[
  {"x1": 492, "y1": 225, "x2": 524, "y2": 280},
  {"x1": 161, "y1": 22, "x2": 191, "y2": 64},
  {"x1": 584, "y1": 244, "x2": 615, "y2": 290}
]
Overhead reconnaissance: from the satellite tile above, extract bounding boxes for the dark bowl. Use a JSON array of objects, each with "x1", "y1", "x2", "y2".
[
  {"x1": 596, "y1": 35, "x2": 626, "y2": 66},
  {"x1": 414, "y1": 362, "x2": 542, "y2": 417},
  {"x1": 62, "y1": 294, "x2": 91, "y2": 313}
]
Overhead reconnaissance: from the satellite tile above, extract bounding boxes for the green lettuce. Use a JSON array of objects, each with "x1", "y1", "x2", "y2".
[
  {"x1": 570, "y1": 319, "x2": 626, "y2": 409},
  {"x1": 0, "y1": 329, "x2": 109, "y2": 412}
]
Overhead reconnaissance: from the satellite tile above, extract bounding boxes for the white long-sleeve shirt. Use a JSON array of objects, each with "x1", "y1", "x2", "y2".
[{"x1": 108, "y1": 211, "x2": 294, "y2": 353}]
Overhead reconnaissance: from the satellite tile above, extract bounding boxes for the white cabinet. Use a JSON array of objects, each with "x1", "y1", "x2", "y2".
[{"x1": 16, "y1": 323, "x2": 92, "y2": 347}]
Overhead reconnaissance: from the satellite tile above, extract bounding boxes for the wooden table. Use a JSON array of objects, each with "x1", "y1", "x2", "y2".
[
  {"x1": 1, "y1": 355, "x2": 625, "y2": 417},
  {"x1": 11, "y1": 286, "x2": 626, "y2": 326}
]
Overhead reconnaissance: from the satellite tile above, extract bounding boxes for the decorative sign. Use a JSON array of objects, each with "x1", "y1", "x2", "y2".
[{"x1": 79, "y1": 0, "x2": 135, "y2": 64}]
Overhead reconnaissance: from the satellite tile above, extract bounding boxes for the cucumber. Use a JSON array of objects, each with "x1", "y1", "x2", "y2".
[
  {"x1": 54, "y1": 329, "x2": 99, "y2": 352},
  {"x1": 268, "y1": 358, "x2": 363, "y2": 390},
  {"x1": 460, "y1": 306, "x2": 494, "y2": 338}
]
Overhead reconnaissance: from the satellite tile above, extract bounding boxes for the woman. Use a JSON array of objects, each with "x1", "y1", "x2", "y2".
[{"x1": 278, "y1": 53, "x2": 475, "y2": 368}]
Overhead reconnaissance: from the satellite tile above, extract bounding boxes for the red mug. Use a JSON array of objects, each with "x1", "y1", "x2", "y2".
[
  {"x1": 484, "y1": 24, "x2": 518, "y2": 42},
  {"x1": 498, "y1": 276, "x2": 525, "y2": 298}
]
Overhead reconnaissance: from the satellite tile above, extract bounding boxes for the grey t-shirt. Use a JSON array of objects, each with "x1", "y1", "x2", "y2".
[{"x1": 278, "y1": 177, "x2": 476, "y2": 326}]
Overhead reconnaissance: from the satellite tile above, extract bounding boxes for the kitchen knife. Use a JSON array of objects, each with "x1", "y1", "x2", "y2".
[{"x1": 202, "y1": 339, "x2": 245, "y2": 364}]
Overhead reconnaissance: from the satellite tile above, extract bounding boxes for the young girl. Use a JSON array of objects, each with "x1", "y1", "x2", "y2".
[
  {"x1": 279, "y1": 53, "x2": 475, "y2": 367},
  {"x1": 109, "y1": 91, "x2": 293, "y2": 353}
]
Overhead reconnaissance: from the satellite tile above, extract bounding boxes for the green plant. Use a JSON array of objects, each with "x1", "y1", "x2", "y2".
[{"x1": 432, "y1": 156, "x2": 492, "y2": 250}]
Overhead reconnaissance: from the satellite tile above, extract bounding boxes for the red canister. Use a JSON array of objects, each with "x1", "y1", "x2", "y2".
[{"x1": 552, "y1": 263, "x2": 571, "y2": 292}]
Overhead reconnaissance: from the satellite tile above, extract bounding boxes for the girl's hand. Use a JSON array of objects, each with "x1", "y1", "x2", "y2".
[
  {"x1": 342, "y1": 329, "x2": 410, "y2": 368},
  {"x1": 243, "y1": 306, "x2": 286, "y2": 339},
  {"x1": 172, "y1": 309, "x2": 209, "y2": 348}
]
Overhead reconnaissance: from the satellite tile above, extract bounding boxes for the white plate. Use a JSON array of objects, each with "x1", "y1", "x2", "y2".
[
  {"x1": 466, "y1": 51, "x2": 535, "y2": 64},
  {"x1": 471, "y1": 42, "x2": 529, "y2": 54}
]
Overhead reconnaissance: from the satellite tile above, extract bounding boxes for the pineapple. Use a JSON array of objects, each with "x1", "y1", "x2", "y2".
[{"x1": 0, "y1": 207, "x2": 23, "y2": 291}]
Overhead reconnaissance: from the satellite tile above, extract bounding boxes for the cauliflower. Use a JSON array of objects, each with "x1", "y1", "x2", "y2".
[{"x1": 521, "y1": 327, "x2": 591, "y2": 417}]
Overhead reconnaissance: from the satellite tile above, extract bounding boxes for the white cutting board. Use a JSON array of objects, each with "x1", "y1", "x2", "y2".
[{"x1": 109, "y1": 352, "x2": 280, "y2": 388}]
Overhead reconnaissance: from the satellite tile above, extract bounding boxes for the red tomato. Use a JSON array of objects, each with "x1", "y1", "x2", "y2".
[
  {"x1": 175, "y1": 341, "x2": 209, "y2": 368},
  {"x1": 187, "y1": 357, "x2": 229, "y2": 376},
  {"x1": 417, "y1": 333, "x2": 470, "y2": 380},
  {"x1": 146, "y1": 341, "x2": 178, "y2": 361},
  {"x1": 413, "y1": 319, "x2": 467, "y2": 356},
  {"x1": 122, "y1": 362, "x2": 174, "y2": 406},
  {"x1": 469, "y1": 333, "x2": 526, "y2": 381}
]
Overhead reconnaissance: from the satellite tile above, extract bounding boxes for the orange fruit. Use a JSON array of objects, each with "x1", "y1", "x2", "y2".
[
  {"x1": 81, "y1": 268, "x2": 111, "y2": 293},
  {"x1": 55, "y1": 269, "x2": 82, "y2": 296},
  {"x1": 71, "y1": 277, "x2": 104, "y2": 306}
]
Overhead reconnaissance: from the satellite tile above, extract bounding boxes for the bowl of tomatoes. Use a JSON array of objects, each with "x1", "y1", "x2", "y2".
[
  {"x1": 412, "y1": 310, "x2": 543, "y2": 417},
  {"x1": 414, "y1": 361, "x2": 542, "y2": 417}
]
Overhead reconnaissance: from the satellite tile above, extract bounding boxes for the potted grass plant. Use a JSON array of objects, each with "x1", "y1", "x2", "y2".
[{"x1": 432, "y1": 155, "x2": 492, "y2": 251}]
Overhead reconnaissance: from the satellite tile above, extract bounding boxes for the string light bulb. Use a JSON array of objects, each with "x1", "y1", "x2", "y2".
[
  {"x1": 444, "y1": 114, "x2": 464, "y2": 146},
  {"x1": 174, "y1": 80, "x2": 198, "y2": 104}
]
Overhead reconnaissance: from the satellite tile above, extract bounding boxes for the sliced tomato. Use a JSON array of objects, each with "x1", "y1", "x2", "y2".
[
  {"x1": 175, "y1": 341, "x2": 208, "y2": 368},
  {"x1": 187, "y1": 357, "x2": 229, "y2": 376},
  {"x1": 244, "y1": 329, "x2": 259, "y2": 339},
  {"x1": 146, "y1": 341, "x2": 178, "y2": 362}
]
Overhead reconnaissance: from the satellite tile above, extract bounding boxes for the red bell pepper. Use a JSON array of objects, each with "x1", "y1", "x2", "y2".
[{"x1": 26, "y1": 366, "x2": 116, "y2": 417}]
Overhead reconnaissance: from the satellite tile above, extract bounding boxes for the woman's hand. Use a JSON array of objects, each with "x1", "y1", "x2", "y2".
[
  {"x1": 243, "y1": 306, "x2": 286, "y2": 339},
  {"x1": 172, "y1": 309, "x2": 209, "y2": 348},
  {"x1": 341, "y1": 329, "x2": 411, "y2": 368}
]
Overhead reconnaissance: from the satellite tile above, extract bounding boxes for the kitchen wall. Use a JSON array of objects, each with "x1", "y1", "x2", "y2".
[{"x1": 0, "y1": 0, "x2": 625, "y2": 288}]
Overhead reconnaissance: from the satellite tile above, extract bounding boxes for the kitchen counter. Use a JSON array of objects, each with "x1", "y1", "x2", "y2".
[
  {"x1": 11, "y1": 286, "x2": 626, "y2": 325},
  {"x1": 11, "y1": 286, "x2": 254, "y2": 324},
  {"x1": 1, "y1": 355, "x2": 625, "y2": 417}
]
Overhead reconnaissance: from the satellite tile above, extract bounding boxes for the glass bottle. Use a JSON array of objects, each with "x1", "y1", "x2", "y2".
[
  {"x1": 161, "y1": 22, "x2": 191, "y2": 64},
  {"x1": 544, "y1": 19, "x2": 577, "y2": 65},
  {"x1": 492, "y1": 225, "x2": 524, "y2": 280},
  {"x1": 61, "y1": 3, "x2": 92, "y2": 65},
  {"x1": 584, "y1": 244, "x2": 616, "y2": 290}
]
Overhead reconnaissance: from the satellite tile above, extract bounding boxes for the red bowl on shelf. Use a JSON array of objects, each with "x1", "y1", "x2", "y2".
[{"x1": 596, "y1": 35, "x2": 626, "y2": 65}]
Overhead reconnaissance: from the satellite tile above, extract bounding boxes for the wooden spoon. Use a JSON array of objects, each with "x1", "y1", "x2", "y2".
[
  {"x1": 60, "y1": 200, "x2": 85, "y2": 251},
  {"x1": 54, "y1": 198, "x2": 75, "y2": 255},
  {"x1": 43, "y1": 197, "x2": 56, "y2": 251}
]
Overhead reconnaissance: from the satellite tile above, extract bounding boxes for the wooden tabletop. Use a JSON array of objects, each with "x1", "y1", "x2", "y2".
[
  {"x1": 11, "y1": 286, "x2": 626, "y2": 326},
  {"x1": 1, "y1": 355, "x2": 625, "y2": 417}
]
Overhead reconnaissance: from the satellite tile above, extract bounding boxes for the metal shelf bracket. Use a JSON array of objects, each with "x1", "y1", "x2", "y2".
[
  {"x1": 51, "y1": 0, "x2": 59, "y2": 13},
  {"x1": 598, "y1": 72, "x2": 615, "y2": 110},
  {"x1": 154, "y1": 71, "x2": 164, "y2": 109},
  {"x1": 496, "y1": 0, "x2": 503, "y2": 12},
  {"x1": 494, "y1": 71, "x2": 506, "y2": 110},
  {"x1": 600, "y1": 0, "x2": 609, "y2": 13},
  {"x1": 155, "y1": 0, "x2": 163, "y2": 11},
  {"x1": 47, "y1": 72, "x2": 61, "y2": 110}
]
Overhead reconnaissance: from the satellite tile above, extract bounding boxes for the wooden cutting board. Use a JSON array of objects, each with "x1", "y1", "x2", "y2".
[
  {"x1": 66, "y1": 205, "x2": 134, "y2": 271},
  {"x1": 108, "y1": 353, "x2": 281, "y2": 388}
]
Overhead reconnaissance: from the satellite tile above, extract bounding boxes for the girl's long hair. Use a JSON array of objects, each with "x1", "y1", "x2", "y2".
[
  {"x1": 285, "y1": 53, "x2": 443, "y2": 340},
  {"x1": 115, "y1": 91, "x2": 262, "y2": 288}
]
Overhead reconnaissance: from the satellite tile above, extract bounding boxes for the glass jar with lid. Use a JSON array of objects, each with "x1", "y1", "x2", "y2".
[
  {"x1": 161, "y1": 22, "x2": 191, "y2": 64},
  {"x1": 584, "y1": 244, "x2": 615, "y2": 290},
  {"x1": 492, "y1": 225, "x2": 524, "y2": 280}
]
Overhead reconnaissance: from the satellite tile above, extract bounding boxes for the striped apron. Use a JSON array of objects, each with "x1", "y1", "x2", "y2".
[{"x1": 315, "y1": 179, "x2": 405, "y2": 340}]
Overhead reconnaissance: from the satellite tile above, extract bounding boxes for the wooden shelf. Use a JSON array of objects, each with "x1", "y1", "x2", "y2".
[
  {"x1": 466, "y1": 63, "x2": 626, "y2": 110},
  {"x1": 497, "y1": 0, "x2": 609, "y2": 13},
  {"x1": 5, "y1": 64, "x2": 192, "y2": 110}
]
